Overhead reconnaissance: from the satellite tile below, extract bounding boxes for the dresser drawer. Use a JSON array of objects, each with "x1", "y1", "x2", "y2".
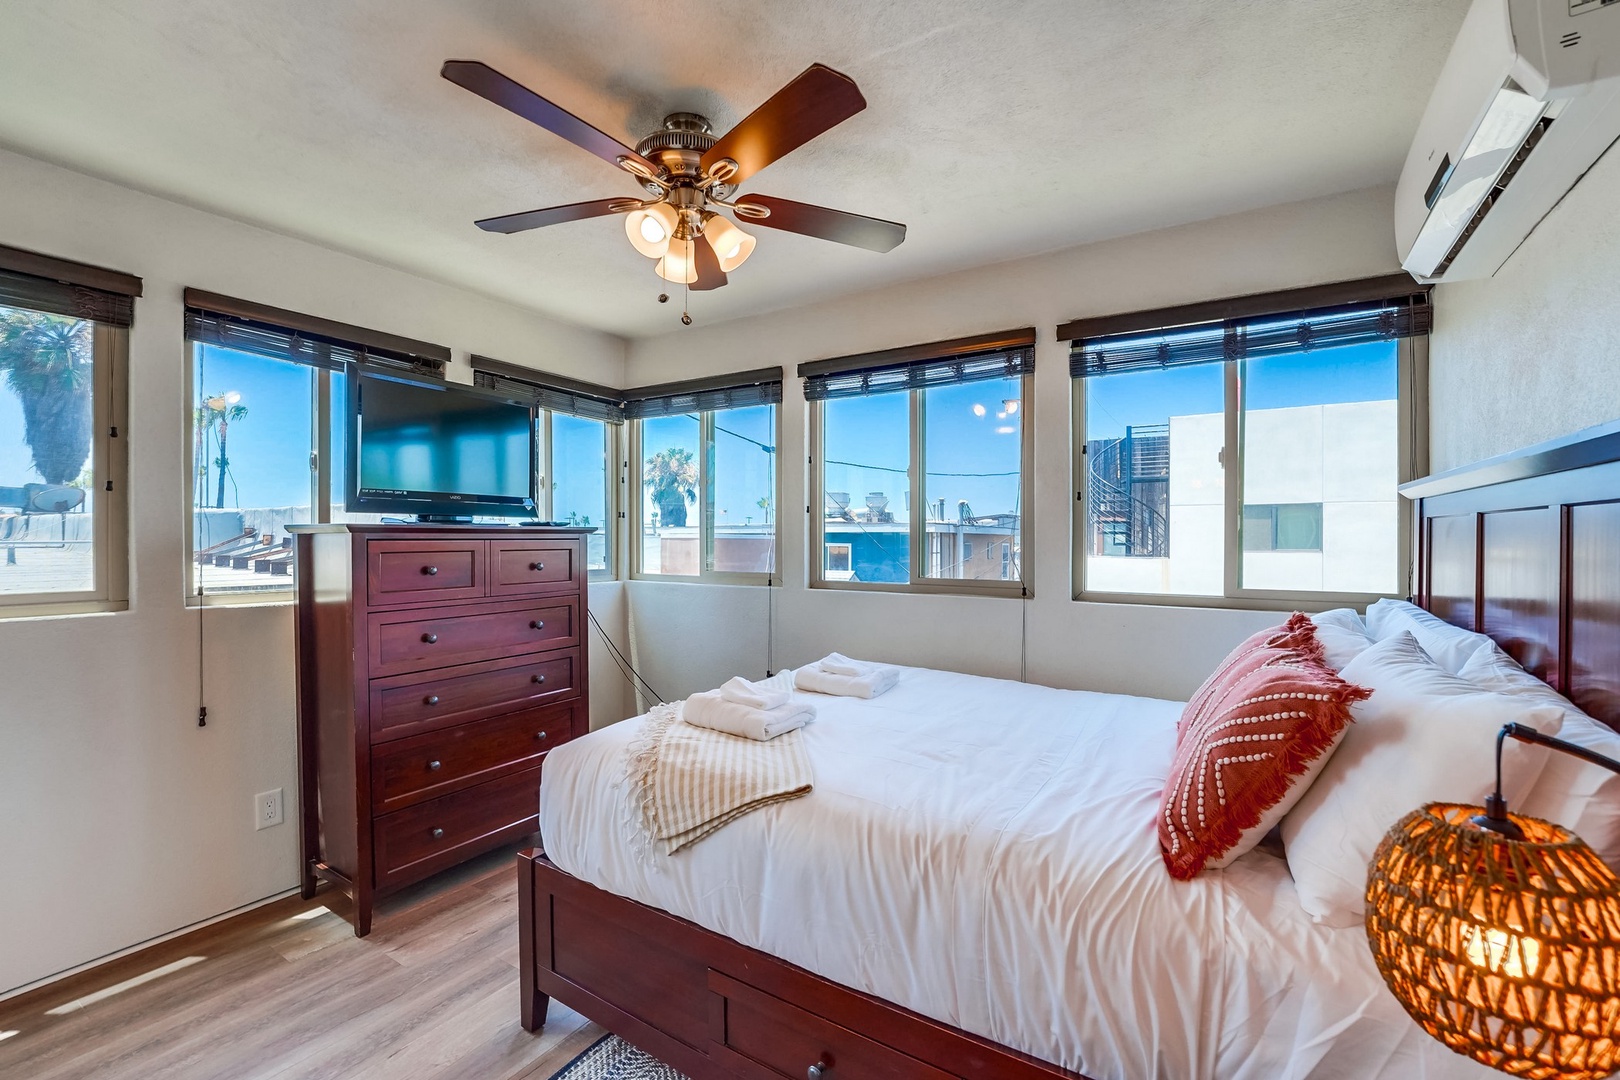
[
  {"x1": 368, "y1": 596, "x2": 580, "y2": 676},
  {"x1": 373, "y1": 766, "x2": 542, "y2": 890},
  {"x1": 489, "y1": 539, "x2": 579, "y2": 597},
  {"x1": 366, "y1": 540, "x2": 485, "y2": 606},
  {"x1": 708, "y1": 971, "x2": 954, "y2": 1080},
  {"x1": 370, "y1": 649, "x2": 580, "y2": 741},
  {"x1": 371, "y1": 702, "x2": 578, "y2": 813}
]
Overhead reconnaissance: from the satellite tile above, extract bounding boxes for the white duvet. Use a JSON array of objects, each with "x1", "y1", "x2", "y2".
[{"x1": 539, "y1": 666, "x2": 1494, "y2": 1080}]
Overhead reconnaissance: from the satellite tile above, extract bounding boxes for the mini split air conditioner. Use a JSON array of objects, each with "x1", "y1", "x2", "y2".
[{"x1": 1397, "y1": 0, "x2": 1620, "y2": 282}]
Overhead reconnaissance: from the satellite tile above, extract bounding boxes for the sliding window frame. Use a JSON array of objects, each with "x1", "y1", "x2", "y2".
[
  {"x1": 629, "y1": 405, "x2": 780, "y2": 587},
  {"x1": 535, "y1": 407, "x2": 622, "y2": 582},
  {"x1": 807, "y1": 371, "x2": 1035, "y2": 598},
  {"x1": 1071, "y1": 335, "x2": 1428, "y2": 612}
]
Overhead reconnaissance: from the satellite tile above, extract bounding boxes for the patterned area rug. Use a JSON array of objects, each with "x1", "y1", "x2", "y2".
[{"x1": 553, "y1": 1034, "x2": 690, "y2": 1080}]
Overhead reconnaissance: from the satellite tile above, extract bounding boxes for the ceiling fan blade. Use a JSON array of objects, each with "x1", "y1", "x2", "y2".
[
  {"x1": 442, "y1": 60, "x2": 659, "y2": 177},
  {"x1": 475, "y1": 198, "x2": 633, "y2": 234},
  {"x1": 701, "y1": 64, "x2": 866, "y2": 185},
  {"x1": 691, "y1": 235, "x2": 729, "y2": 291},
  {"x1": 742, "y1": 195, "x2": 906, "y2": 253}
]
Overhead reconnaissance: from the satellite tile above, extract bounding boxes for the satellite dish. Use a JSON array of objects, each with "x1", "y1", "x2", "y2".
[{"x1": 30, "y1": 485, "x2": 85, "y2": 514}]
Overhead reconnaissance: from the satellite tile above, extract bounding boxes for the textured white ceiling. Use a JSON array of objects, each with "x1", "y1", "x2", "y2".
[{"x1": 0, "y1": 0, "x2": 1469, "y2": 339}]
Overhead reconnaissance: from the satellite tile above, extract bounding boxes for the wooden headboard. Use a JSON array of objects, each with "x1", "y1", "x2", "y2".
[{"x1": 1403, "y1": 421, "x2": 1620, "y2": 734}]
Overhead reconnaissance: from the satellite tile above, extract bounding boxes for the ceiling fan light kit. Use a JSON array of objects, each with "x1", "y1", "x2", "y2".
[{"x1": 441, "y1": 58, "x2": 907, "y2": 320}]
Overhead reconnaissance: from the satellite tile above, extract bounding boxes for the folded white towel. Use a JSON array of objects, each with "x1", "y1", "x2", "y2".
[
  {"x1": 682, "y1": 691, "x2": 815, "y2": 741},
  {"x1": 794, "y1": 664, "x2": 899, "y2": 699},
  {"x1": 720, "y1": 675, "x2": 791, "y2": 711},
  {"x1": 817, "y1": 651, "x2": 871, "y2": 677}
]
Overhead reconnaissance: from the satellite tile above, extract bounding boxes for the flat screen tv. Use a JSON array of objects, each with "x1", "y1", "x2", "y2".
[{"x1": 345, "y1": 370, "x2": 536, "y2": 520}]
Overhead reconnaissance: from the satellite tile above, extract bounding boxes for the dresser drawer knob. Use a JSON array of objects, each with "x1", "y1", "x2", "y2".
[
  {"x1": 427, "y1": 759, "x2": 442, "y2": 772},
  {"x1": 430, "y1": 827, "x2": 444, "y2": 840},
  {"x1": 530, "y1": 620, "x2": 545, "y2": 631},
  {"x1": 421, "y1": 632, "x2": 438, "y2": 644},
  {"x1": 532, "y1": 674, "x2": 546, "y2": 685},
  {"x1": 422, "y1": 565, "x2": 439, "y2": 576},
  {"x1": 536, "y1": 730, "x2": 548, "y2": 742},
  {"x1": 530, "y1": 561, "x2": 545, "y2": 572},
  {"x1": 423, "y1": 694, "x2": 440, "y2": 706},
  {"x1": 808, "y1": 1059, "x2": 832, "y2": 1080}
]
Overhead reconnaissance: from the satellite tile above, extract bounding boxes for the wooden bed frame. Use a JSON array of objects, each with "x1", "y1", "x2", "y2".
[{"x1": 517, "y1": 420, "x2": 1620, "y2": 1079}]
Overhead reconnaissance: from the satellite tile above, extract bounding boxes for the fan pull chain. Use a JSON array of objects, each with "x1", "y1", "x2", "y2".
[{"x1": 682, "y1": 277, "x2": 692, "y2": 325}]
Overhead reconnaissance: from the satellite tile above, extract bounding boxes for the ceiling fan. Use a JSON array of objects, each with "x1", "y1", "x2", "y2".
[{"x1": 441, "y1": 60, "x2": 906, "y2": 299}]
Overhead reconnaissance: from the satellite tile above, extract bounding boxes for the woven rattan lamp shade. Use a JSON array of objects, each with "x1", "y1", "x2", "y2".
[{"x1": 1366, "y1": 803, "x2": 1620, "y2": 1079}]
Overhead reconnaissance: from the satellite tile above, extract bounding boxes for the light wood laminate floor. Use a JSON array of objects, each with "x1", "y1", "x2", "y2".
[{"x1": 0, "y1": 844, "x2": 609, "y2": 1080}]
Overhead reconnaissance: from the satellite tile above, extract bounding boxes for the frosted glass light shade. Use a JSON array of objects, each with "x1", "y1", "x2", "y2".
[
  {"x1": 703, "y1": 214, "x2": 756, "y2": 273},
  {"x1": 655, "y1": 237, "x2": 697, "y2": 284},
  {"x1": 625, "y1": 203, "x2": 678, "y2": 259}
]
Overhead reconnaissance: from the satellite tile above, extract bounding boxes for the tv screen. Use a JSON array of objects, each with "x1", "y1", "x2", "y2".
[{"x1": 347, "y1": 371, "x2": 536, "y2": 518}]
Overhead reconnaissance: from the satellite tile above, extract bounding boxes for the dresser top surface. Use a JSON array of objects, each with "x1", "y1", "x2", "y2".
[{"x1": 288, "y1": 524, "x2": 593, "y2": 537}]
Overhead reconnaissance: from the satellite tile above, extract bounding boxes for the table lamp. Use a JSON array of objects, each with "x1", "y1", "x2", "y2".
[{"x1": 1366, "y1": 723, "x2": 1620, "y2": 1078}]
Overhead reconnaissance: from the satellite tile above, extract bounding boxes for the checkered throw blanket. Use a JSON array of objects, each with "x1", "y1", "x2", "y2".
[{"x1": 628, "y1": 702, "x2": 813, "y2": 855}]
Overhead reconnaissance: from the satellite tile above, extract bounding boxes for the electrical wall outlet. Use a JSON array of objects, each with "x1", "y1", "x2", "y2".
[{"x1": 255, "y1": 788, "x2": 284, "y2": 831}]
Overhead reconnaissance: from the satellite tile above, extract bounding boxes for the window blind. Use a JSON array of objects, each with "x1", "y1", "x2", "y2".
[
  {"x1": 183, "y1": 289, "x2": 448, "y2": 377},
  {"x1": 798, "y1": 328, "x2": 1035, "y2": 401},
  {"x1": 622, "y1": 367, "x2": 783, "y2": 419},
  {"x1": 470, "y1": 356, "x2": 625, "y2": 425},
  {"x1": 1064, "y1": 279, "x2": 1432, "y2": 380},
  {"x1": 0, "y1": 244, "x2": 142, "y2": 328}
]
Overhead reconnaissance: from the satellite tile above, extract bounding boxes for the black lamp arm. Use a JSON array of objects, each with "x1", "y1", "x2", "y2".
[{"x1": 1481, "y1": 722, "x2": 1620, "y2": 833}]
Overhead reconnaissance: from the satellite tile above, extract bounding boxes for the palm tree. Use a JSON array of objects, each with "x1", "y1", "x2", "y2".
[
  {"x1": 643, "y1": 447, "x2": 697, "y2": 528},
  {"x1": 0, "y1": 310, "x2": 93, "y2": 484},
  {"x1": 196, "y1": 392, "x2": 247, "y2": 509}
]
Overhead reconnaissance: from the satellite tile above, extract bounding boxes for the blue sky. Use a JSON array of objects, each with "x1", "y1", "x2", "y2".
[
  {"x1": 0, "y1": 337, "x2": 1396, "y2": 518},
  {"x1": 1085, "y1": 339, "x2": 1396, "y2": 442}
]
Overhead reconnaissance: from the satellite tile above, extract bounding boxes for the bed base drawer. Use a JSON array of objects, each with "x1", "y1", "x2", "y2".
[{"x1": 708, "y1": 971, "x2": 954, "y2": 1080}]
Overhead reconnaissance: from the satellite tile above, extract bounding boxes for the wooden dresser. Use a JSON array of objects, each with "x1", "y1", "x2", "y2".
[{"x1": 290, "y1": 523, "x2": 590, "y2": 936}]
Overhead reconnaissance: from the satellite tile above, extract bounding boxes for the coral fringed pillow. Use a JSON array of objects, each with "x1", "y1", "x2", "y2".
[{"x1": 1159, "y1": 616, "x2": 1370, "y2": 880}]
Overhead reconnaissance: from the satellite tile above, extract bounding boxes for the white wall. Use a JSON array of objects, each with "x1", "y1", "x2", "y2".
[
  {"x1": 0, "y1": 148, "x2": 636, "y2": 996},
  {"x1": 623, "y1": 186, "x2": 1404, "y2": 703},
  {"x1": 1430, "y1": 142, "x2": 1620, "y2": 472}
]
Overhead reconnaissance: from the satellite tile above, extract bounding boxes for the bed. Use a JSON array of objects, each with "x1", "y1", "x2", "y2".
[{"x1": 517, "y1": 421, "x2": 1620, "y2": 1080}]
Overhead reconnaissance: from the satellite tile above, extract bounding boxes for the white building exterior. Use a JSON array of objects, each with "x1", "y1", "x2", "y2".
[{"x1": 1087, "y1": 399, "x2": 1398, "y2": 596}]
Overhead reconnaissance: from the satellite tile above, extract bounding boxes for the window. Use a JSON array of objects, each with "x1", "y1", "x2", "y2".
[
  {"x1": 629, "y1": 369, "x2": 781, "y2": 584},
  {"x1": 1067, "y1": 276, "x2": 1429, "y2": 606},
  {"x1": 184, "y1": 290, "x2": 450, "y2": 601},
  {"x1": 806, "y1": 329, "x2": 1034, "y2": 595},
  {"x1": 825, "y1": 542, "x2": 853, "y2": 579},
  {"x1": 0, "y1": 247, "x2": 136, "y2": 616},
  {"x1": 1242, "y1": 504, "x2": 1324, "y2": 553},
  {"x1": 472, "y1": 358, "x2": 624, "y2": 578}
]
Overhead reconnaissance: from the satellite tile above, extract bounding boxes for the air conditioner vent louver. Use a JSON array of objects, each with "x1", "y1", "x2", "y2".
[{"x1": 1433, "y1": 115, "x2": 1555, "y2": 276}]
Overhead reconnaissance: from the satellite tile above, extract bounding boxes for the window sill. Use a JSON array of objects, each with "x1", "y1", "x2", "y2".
[
  {"x1": 187, "y1": 591, "x2": 296, "y2": 610},
  {"x1": 810, "y1": 579, "x2": 1029, "y2": 600},
  {"x1": 1073, "y1": 590, "x2": 1401, "y2": 613},
  {"x1": 0, "y1": 599, "x2": 129, "y2": 622},
  {"x1": 630, "y1": 573, "x2": 776, "y2": 587}
]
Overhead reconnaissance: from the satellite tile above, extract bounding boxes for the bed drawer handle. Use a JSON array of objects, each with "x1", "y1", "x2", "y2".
[
  {"x1": 807, "y1": 1059, "x2": 831, "y2": 1080},
  {"x1": 530, "y1": 561, "x2": 545, "y2": 571},
  {"x1": 421, "y1": 632, "x2": 438, "y2": 644},
  {"x1": 427, "y1": 760, "x2": 441, "y2": 772},
  {"x1": 430, "y1": 827, "x2": 444, "y2": 840},
  {"x1": 530, "y1": 620, "x2": 546, "y2": 631},
  {"x1": 422, "y1": 565, "x2": 439, "y2": 576}
]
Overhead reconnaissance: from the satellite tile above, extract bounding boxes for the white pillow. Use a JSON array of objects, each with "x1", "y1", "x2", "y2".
[
  {"x1": 1460, "y1": 643, "x2": 1620, "y2": 870},
  {"x1": 1310, "y1": 608, "x2": 1373, "y2": 672},
  {"x1": 1281, "y1": 632, "x2": 1565, "y2": 927},
  {"x1": 1364, "y1": 597, "x2": 1494, "y2": 674}
]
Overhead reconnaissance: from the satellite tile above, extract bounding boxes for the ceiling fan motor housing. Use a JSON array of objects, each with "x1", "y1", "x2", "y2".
[{"x1": 635, "y1": 113, "x2": 735, "y2": 200}]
